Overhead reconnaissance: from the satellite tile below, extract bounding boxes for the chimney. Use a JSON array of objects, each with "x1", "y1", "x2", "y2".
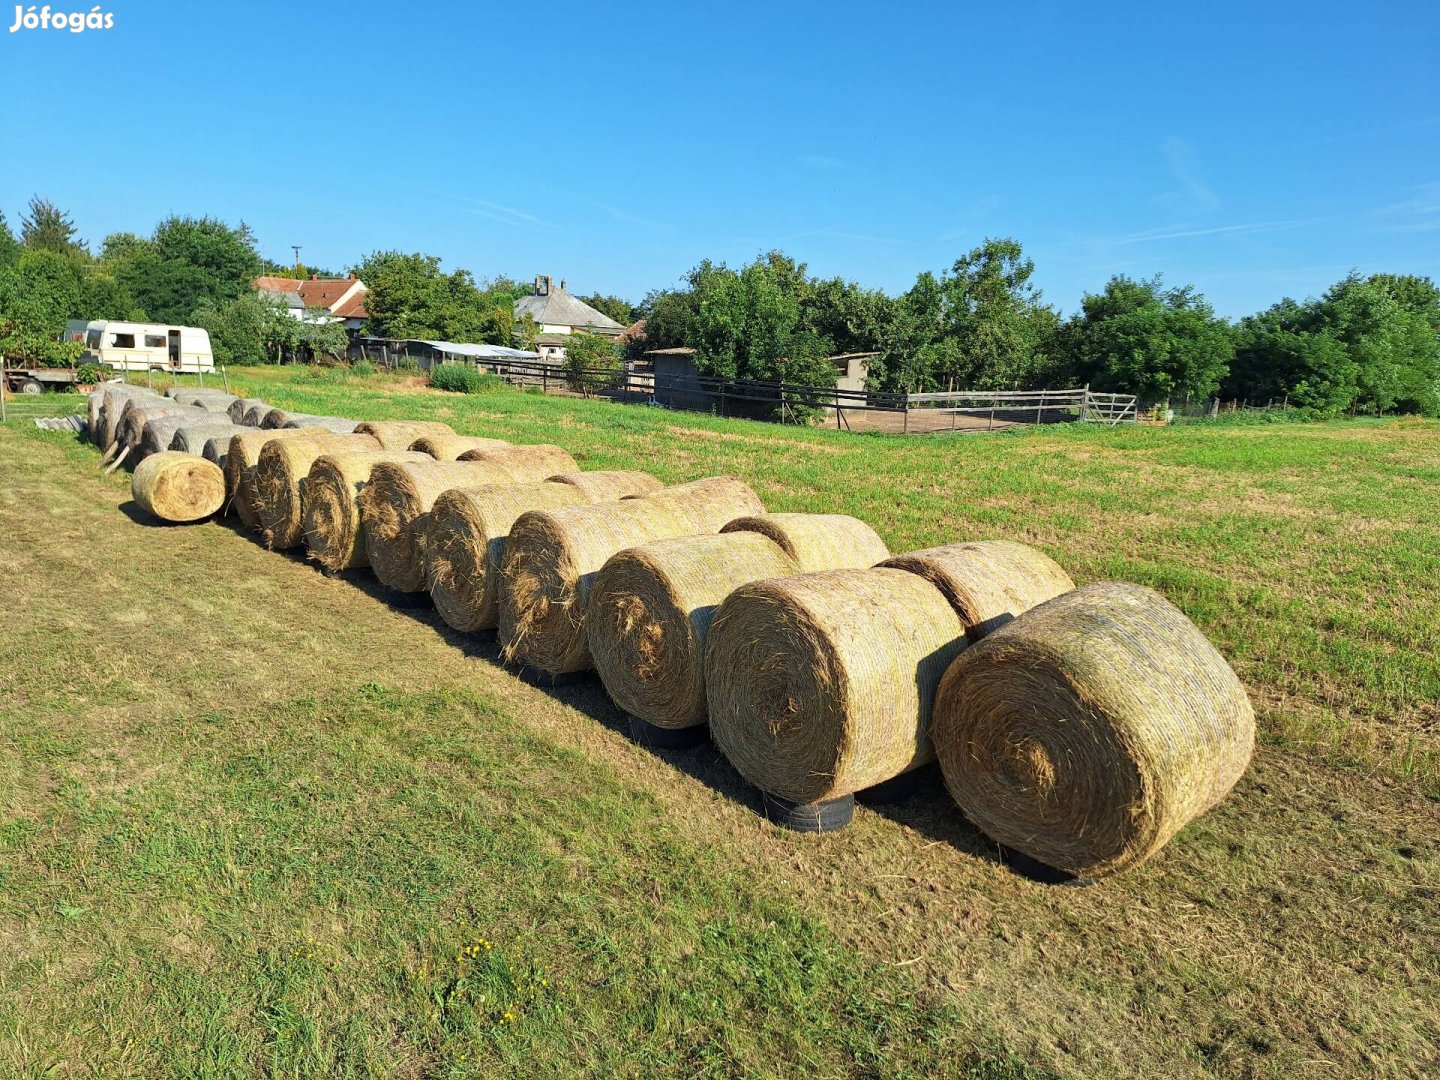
[
  {"x1": 534, "y1": 274, "x2": 549, "y2": 295},
  {"x1": 311, "y1": 273, "x2": 319, "y2": 280},
  {"x1": 559, "y1": 279, "x2": 567, "y2": 291},
  {"x1": 347, "y1": 272, "x2": 356, "y2": 281}
]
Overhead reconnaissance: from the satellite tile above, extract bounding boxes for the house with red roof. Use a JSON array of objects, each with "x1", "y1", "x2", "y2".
[{"x1": 255, "y1": 273, "x2": 370, "y2": 331}]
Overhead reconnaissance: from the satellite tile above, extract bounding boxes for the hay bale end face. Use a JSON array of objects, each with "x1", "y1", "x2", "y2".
[
  {"x1": 360, "y1": 459, "x2": 522, "y2": 592},
  {"x1": 591, "y1": 514, "x2": 889, "y2": 730},
  {"x1": 930, "y1": 582, "x2": 1256, "y2": 879},
  {"x1": 243, "y1": 404, "x2": 277, "y2": 428},
  {"x1": 303, "y1": 450, "x2": 433, "y2": 572},
  {"x1": 169, "y1": 423, "x2": 246, "y2": 456},
  {"x1": 456, "y1": 444, "x2": 579, "y2": 477},
  {"x1": 497, "y1": 477, "x2": 765, "y2": 675},
  {"x1": 705, "y1": 567, "x2": 967, "y2": 804},
  {"x1": 253, "y1": 434, "x2": 381, "y2": 549},
  {"x1": 131, "y1": 451, "x2": 226, "y2": 523},
  {"x1": 353, "y1": 420, "x2": 455, "y2": 451},
  {"x1": 882, "y1": 540, "x2": 1074, "y2": 640},
  {"x1": 229, "y1": 398, "x2": 266, "y2": 424},
  {"x1": 224, "y1": 428, "x2": 347, "y2": 526},
  {"x1": 424, "y1": 471, "x2": 660, "y2": 633},
  {"x1": 410, "y1": 434, "x2": 512, "y2": 460}
]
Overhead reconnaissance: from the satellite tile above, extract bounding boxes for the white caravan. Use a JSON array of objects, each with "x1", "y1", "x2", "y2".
[{"x1": 65, "y1": 320, "x2": 216, "y2": 372}]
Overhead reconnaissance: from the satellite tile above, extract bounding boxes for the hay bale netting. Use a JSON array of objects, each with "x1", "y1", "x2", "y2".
[
  {"x1": 112, "y1": 403, "x2": 201, "y2": 465},
  {"x1": 881, "y1": 540, "x2": 1075, "y2": 642},
  {"x1": 224, "y1": 428, "x2": 345, "y2": 526},
  {"x1": 244, "y1": 403, "x2": 279, "y2": 428},
  {"x1": 359, "y1": 460, "x2": 530, "y2": 592},
  {"x1": 137, "y1": 413, "x2": 216, "y2": 462},
  {"x1": 261, "y1": 409, "x2": 294, "y2": 429},
  {"x1": 91, "y1": 385, "x2": 156, "y2": 446},
  {"x1": 229, "y1": 397, "x2": 267, "y2": 424},
  {"x1": 455, "y1": 444, "x2": 579, "y2": 476},
  {"x1": 353, "y1": 420, "x2": 455, "y2": 451},
  {"x1": 590, "y1": 515, "x2": 891, "y2": 731},
  {"x1": 425, "y1": 471, "x2": 662, "y2": 632},
  {"x1": 131, "y1": 451, "x2": 226, "y2": 523},
  {"x1": 409, "y1": 434, "x2": 512, "y2": 460},
  {"x1": 930, "y1": 583, "x2": 1255, "y2": 879},
  {"x1": 253, "y1": 433, "x2": 386, "y2": 549},
  {"x1": 302, "y1": 450, "x2": 434, "y2": 571},
  {"x1": 169, "y1": 423, "x2": 247, "y2": 456},
  {"x1": 705, "y1": 568, "x2": 968, "y2": 805},
  {"x1": 498, "y1": 477, "x2": 766, "y2": 675},
  {"x1": 282, "y1": 415, "x2": 361, "y2": 434}
]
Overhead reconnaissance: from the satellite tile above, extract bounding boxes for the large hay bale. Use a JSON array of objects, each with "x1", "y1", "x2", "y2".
[
  {"x1": 112, "y1": 403, "x2": 199, "y2": 466},
  {"x1": 425, "y1": 471, "x2": 661, "y2": 632},
  {"x1": 282, "y1": 415, "x2": 360, "y2": 434},
  {"x1": 360, "y1": 460, "x2": 521, "y2": 592},
  {"x1": 138, "y1": 413, "x2": 216, "y2": 462},
  {"x1": 548, "y1": 470, "x2": 663, "y2": 501},
  {"x1": 498, "y1": 476, "x2": 766, "y2": 674},
  {"x1": 353, "y1": 420, "x2": 455, "y2": 450},
  {"x1": 590, "y1": 515, "x2": 890, "y2": 730},
  {"x1": 131, "y1": 451, "x2": 226, "y2": 523},
  {"x1": 930, "y1": 582, "x2": 1255, "y2": 879},
  {"x1": 456, "y1": 444, "x2": 579, "y2": 476},
  {"x1": 881, "y1": 540, "x2": 1074, "y2": 641},
  {"x1": 705, "y1": 568, "x2": 967, "y2": 804},
  {"x1": 224, "y1": 428, "x2": 355, "y2": 526},
  {"x1": 168, "y1": 423, "x2": 246, "y2": 455},
  {"x1": 410, "y1": 434, "x2": 512, "y2": 460},
  {"x1": 244, "y1": 403, "x2": 278, "y2": 428},
  {"x1": 92, "y1": 385, "x2": 155, "y2": 446},
  {"x1": 229, "y1": 397, "x2": 266, "y2": 424},
  {"x1": 303, "y1": 450, "x2": 433, "y2": 571},
  {"x1": 253, "y1": 434, "x2": 386, "y2": 549},
  {"x1": 261, "y1": 409, "x2": 293, "y2": 429}
]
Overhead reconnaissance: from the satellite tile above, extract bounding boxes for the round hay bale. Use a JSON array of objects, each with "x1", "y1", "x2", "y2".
[
  {"x1": 456, "y1": 444, "x2": 579, "y2": 477},
  {"x1": 548, "y1": 470, "x2": 663, "y2": 501},
  {"x1": 410, "y1": 434, "x2": 512, "y2": 460},
  {"x1": 721, "y1": 513, "x2": 891, "y2": 573},
  {"x1": 282, "y1": 415, "x2": 360, "y2": 434},
  {"x1": 229, "y1": 397, "x2": 266, "y2": 424},
  {"x1": 705, "y1": 568, "x2": 968, "y2": 804},
  {"x1": 497, "y1": 477, "x2": 764, "y2": 675},
  {"x1": 424, "y1": 470, "x2": 661, "y2": 633},
  {"x1": 302, "y1": 450, "x2": 433, "y2": 571},
  {"x1": 168, "y1": 423, "x2": 246, "y2": 456},
  {"x1": 92, "y1": 385, "x2": 155, "y2": 446},
  {"x1": 115, "y1": 403, "x2": 198, "y2": 459},
  {"x1": 360, "y1": 460, "x2": 521, "y2": 592},
  {"x1": 253, "y1": 433, "x2": 387, "y2": 549},
  {"x1": 930, "y1": 582, "x2": 1255, "y2": 879},
  {"x1": 131, "y1": 451, "x2": 226, "y2": 523},
  {"x1": 138, "y1": 413, "x2": 214, "y2": 462},
  {"x1": 244, "y1": 403, "x2": 277, "y2": 428},
  {"x1": 194, "y1": 394, "x2": 238, "y2": 414},
  {"x1": 261, "y1": 409, "x2": 293, "y2": 429},
  {"x1": 353, "y1": 420, "x2": 455, "y2": 450},
  {"x1": 881, "y1": 540, "x2": 1075, "y2": 641},
  {"x1": 591, "y1": 515, "x2": 891, "y2": 730},
  {"x1": 224, "y1": 428, "x2": 356, "y2": 526}
]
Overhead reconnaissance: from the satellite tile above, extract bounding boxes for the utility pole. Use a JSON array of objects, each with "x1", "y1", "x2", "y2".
[{"x1": 291, "y1": 245, "x2": 302, "y2": 273}]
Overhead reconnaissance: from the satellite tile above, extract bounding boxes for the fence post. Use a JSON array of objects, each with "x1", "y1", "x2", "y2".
[
  {"x1": 903, "y1": 393, "x2": 909, "y2": 433},
  {"x1": 1080, "y1": 384, "x2": 1090, "y2": 422}
]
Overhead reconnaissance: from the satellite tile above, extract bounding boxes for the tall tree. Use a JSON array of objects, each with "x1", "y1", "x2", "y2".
[
  {"x1": 0, "y1": 249, "x2": 86, "y2": 364},
  {"x1": 938, "y1": 238, "x2": 1057, "y2": 390},
  {"x1": 580, "y1": 292, "x2": 636, "y2": 326},
  {"x1": 354, "y1": 251, "x2": 511, "y2": 344},
  {"x1": 0, "y1": 212, "x2": 20, "y2": 267},
  {"x1": 113, "y1": 216, "x2": 262, "y2": 324},
  {"x1": 20, "y1": 197, "x2": 86, "y2": 257}
]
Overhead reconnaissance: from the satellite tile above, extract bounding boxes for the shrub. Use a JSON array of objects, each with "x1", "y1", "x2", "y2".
[
  {"x1": 75, "y1": 363, "x2": 105, "y2": 386},
  {"x1": 352, "y1": 360, "x2": 376, "y2": 377},
  {"x1": 564, "y1": 333, "x2": 623, "y2": 396},
  {"x1": 430, "y1": 364, "x2": 485, "y2": 393}
]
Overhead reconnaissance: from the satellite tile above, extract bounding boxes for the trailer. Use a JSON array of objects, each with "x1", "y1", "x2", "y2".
[{"x1": 1, "y1": 365, "x2": 91, "y2": 395}]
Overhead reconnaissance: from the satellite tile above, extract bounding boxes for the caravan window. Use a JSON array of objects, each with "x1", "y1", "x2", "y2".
[
  {"x1": 86, "y1": 330, "x2": 101, "y2": 348},
  {"x1": 112, "y1": 333, "x2": 136, "y2": 348},
  {"x1": 144, "y1": 334, "x2": 166, "y2": 348}
]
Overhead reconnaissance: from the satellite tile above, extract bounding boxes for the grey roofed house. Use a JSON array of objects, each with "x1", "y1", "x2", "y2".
[{"x1": 515, "y1": 275, "x2": 625, "y2": 336}]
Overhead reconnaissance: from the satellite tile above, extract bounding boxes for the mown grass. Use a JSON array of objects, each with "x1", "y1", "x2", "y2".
[
  {"x1": 231, "y1": 366, "x2": 1440, "y2": 797},
  {"x1": 3, "y1": 376, "x2": 1439, "y2": 1078}
]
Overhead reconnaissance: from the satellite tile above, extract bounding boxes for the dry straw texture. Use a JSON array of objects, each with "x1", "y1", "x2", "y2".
[
  {"x1": 424, "y1": 471, "x2": 660, "y2": 632},
  {"x1": 228, "y1": 397, "x2": 266, "y2": 424},
  {"x1": 353, "y1": 420, "x2": 455, "y2": 450},
  {"x1": 260, "y1": 409, "x2": 292, "y2": 429},
  {"x1": 930, "y1": 582, "x2": 1256, "y2": 879},
  {"x1": 138, "y1": 414, "x2": 216, "y2": 461},
  {"x1": 360, "y1": 460, "x2": 523, "y2": 591},
  {"x1": 243, "y1": 404, "x2": 278, "y2": 428},
  {"x1": 168, "y1": 423, "x2": 246, "y2": 455},
  {"x1": 881, "y1": 540, "x2": 1074, "y2": 640},
  {"x1": 253, "y1": 434, "x2": 381, "y2": 549},
  {"x1": 410, "y1": 434, "x2": 512, "y2": 460},
  {"x1": 548, "y1": 470, "x2": 663, "y2": 501},
  {"x1": 705, "y1": 567, "x2": 967, "y2": 804},
  {"x1": 498, "y1": 476, "x2": 765, "y2": 674},
  {"x1": 456, "y1": 444, "x2": 579, "y2": 476},
  {"x1": 131, "y1": 451, "x2": 226, "y2": 523},
  {"x1": 224, "y1": 428, "x2": 349, "y2": 526},
  {"x1": 592, "y1": 514, "x2": 890, "y2": 730},
  {"x1": 303, "y1": 450, "x2": 433, "y2": 571},
  {"x1": 93, "y1": 386, "x2": 156, "y2": 447}
]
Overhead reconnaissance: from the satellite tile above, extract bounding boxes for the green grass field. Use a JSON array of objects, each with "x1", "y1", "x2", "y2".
[{"x1": 1, "y1": 369, "x2": 1437, "y2": 1078}]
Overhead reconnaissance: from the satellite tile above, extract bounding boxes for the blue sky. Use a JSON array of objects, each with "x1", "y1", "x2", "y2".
[{"x1": 0, "y1": 0, "x2": 1435, "y2": 317}]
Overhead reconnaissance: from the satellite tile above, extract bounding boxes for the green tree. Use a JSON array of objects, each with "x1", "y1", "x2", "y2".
[
  {"x1": 937, "y1": 238, "x2": 1058, "y2": 390},
  {"x1": 0, "y1": 249, "x2": 85, "y2": 365},
  {"x1": 1228, "y1": 298, "x2": 1356, "y2": 414},
  {"x1": 563, "y1": 332, "x2": 623, "y2": 395},
  {"x1": 580, "y1": 292, "x2": 636, "y2": 326},
  {"x1": 354, "y1": 251, "x2": 508, "y2": 344},
  {"x1": 115, "y1": 216, "x2": 263, "y2": 325},
  {"x1": 20, "y1": 197, "x2": 86, "y2": 257},
  {"x1": 1321, "y1": 273, "x2": 1440, "y2": 415},
  {"x1": 1064, "y1": 276, "x2": 1234, "y2": 403},
  {"x1": 0, "y1": 212, "x2": 20, "y2": 267},
  {"x1": 633, "y1": 287, "x2": 698, "y2": 356}
]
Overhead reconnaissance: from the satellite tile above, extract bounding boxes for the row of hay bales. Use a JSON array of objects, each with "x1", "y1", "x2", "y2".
[{"x1": 88, "y1": 384, "x2": 1255, "y2": 880}]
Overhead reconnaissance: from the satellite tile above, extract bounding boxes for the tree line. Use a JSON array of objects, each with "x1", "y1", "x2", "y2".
[{"x1": 2, "y1": 196, "x2": 1436, "y2": 416}]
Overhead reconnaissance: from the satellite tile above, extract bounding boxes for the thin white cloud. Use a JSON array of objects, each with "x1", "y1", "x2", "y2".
[
  {"x1": 1368, "y1": 182, "x2": 1440, "y2": 233},
  {"x1": 1154, "y1": 136, "x2": 1221, "y2": 216},
  {"x1": 1115, "y1": 219, "x2": 1321, "y2": 244}
]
